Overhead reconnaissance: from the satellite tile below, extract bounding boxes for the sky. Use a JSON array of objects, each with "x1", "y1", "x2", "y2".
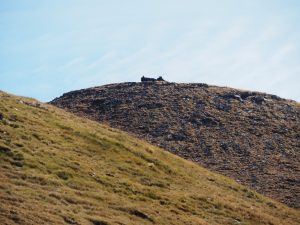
[{"x1": 1, "y1": 0, "x2": 300, "y2": 102}]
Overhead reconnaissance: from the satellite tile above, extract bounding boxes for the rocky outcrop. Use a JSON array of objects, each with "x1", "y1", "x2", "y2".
[
  {"x1": 141, "y1": 76, "x2": 165, "y2": 82},
  {"x1": 51, "y1": 82, "x2": 300, "y2": 208}
]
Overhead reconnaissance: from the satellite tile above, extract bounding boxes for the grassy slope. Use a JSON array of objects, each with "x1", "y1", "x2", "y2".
[{"x1": 0, "y1": 92, "x2": 299, "y2": 225}]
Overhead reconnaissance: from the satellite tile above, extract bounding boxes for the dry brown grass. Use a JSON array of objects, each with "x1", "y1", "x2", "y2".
[{"x1": 0, "y1": 91, "x2": 299, "y2": 225}]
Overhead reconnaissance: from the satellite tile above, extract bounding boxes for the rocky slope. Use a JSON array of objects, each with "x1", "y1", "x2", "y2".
[
  {"x1": 51, "y1": 81, "x2": 300, "y2": 208},
  {"x1": 2, "y1": 92, "x2": 300, "y2": 224}
]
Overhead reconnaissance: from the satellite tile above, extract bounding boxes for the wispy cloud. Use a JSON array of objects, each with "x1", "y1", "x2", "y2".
[{"x1": 60, "y1": 57, "x2": 85, "y2": 70}]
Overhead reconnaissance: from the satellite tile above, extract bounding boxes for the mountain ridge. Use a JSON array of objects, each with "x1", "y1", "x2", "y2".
[
  {"x1": 1, "y1": 91, "x2": 300, "y2": 224},
  {"x1": 51, "y1": 81, "x2": 300, "y2": 208}
]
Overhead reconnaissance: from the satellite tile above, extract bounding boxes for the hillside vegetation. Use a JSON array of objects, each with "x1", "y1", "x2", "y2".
[
  {"x1": 51, "y1": 82, "x2": 300, "y2": 208},
  {"x1": 0, "y1": 91, "x2": 299, "y2": 225}
]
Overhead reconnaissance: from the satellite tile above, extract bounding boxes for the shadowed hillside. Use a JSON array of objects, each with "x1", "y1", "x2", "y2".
[
  {"x1": 0, "y1": 91, "x2": 299, "y2": 224},
  {"x1": 51, "y1": 81, "x2": 300, "y2": 208}
]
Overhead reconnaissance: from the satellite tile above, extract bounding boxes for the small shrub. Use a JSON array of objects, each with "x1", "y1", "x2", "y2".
[
  {"x1": 266, "y1": 201, "x2": 277, "y2": 208},
  {"x1": 63, "y1": 216, "x2": 79, "y2": 225},
  {"x1": 89, "y1": 218, "x2": 110, "y2": 225},
  {"x1": 12, "y1": 153, "x2": 24, "y2": 161},
  {"x1": 129, "y1": 209, "x2": 153, "y2": 222},
  {"x1": 32, "y1": 133, "x2": 42, "y2": 140},
  {"x1": 11, "y1": 161, "x2": 24, "y2": 167},
  {"x1": 0, "y1": 144, "x2": 13, "y2": 157},
  {"x1": 56, "y1": 171, "x2": 71, "y2": 180}
]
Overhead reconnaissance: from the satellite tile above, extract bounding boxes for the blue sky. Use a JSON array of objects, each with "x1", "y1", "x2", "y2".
[{"x1": 1, "y1": 0, "x2": 300, "y2": 102}]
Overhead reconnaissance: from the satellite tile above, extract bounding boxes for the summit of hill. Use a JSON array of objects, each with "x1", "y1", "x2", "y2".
[{"x1": 51, "y1": 80, "x2": 300, "y2": 208}]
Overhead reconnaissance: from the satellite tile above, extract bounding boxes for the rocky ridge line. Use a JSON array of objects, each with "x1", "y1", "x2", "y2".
[{"x1": 51, "y1": 81, "x2": 300, "y2": 208}]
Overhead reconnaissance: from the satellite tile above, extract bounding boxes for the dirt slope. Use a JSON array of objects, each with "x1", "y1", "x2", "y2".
[{"x1": 51, "y1": 81, "x2": 300, "y2": 208}]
